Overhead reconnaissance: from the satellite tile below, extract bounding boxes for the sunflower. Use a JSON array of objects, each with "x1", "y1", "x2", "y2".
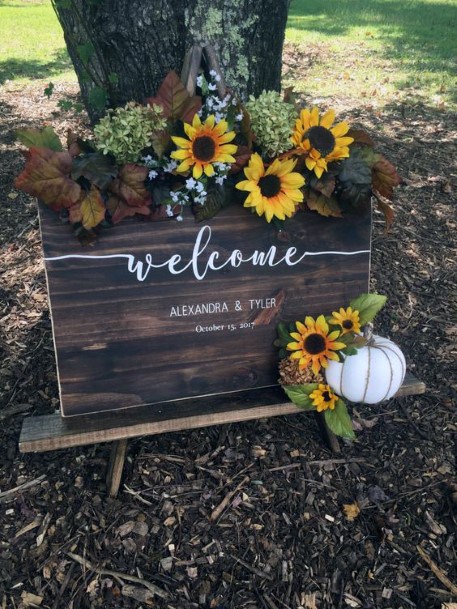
[
  {"x1": 309, "y1": 384, "x2": 339, "y2": 412},
  {"x1": 287, "y1": 315, "x2": 346, "y2": 376},
  {"x1": 291, "y1": 107, "x2": 354, "y2": 179},
  {"x1": 235, "y1": 153, "x2": 305, "y2": 223},
  {"x1": 329, "y1": 306, "x2": 361, "y2": 335},
  {"x1": 171, "y1": 114, "x2": 237, "y2": 179}
]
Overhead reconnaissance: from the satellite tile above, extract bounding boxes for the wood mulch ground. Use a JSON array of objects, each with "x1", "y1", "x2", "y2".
[{"x1": 0, "y1": 46, "x2": 456, "y2": 609}]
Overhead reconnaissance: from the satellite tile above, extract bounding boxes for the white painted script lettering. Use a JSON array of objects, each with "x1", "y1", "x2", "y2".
[{"x1": 45, "y1": 225, "x2": 370, "y2": 282}]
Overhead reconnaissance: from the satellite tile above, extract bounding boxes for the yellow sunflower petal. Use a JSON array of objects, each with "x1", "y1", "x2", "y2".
[
  {"x1": 172, "y1": 136, "x2": 192, "y2": 149},
  {"x1": 192, "y1": 113, "x2": 202, "y2": 128},
  {"x1": 204, "y1": 115, "x2": 215, "y2": 128},
  {"x1": 193, "y1": 163, "x2": 203, "y2": 179},
  {"x1": 176, "y1": 159, "x2": 191, "y2": 173},
  {"x1": 330, "y1": 121, "x2": 350, "y2": 137},
  {"x1": 296, "y1": 321, "x2": 306, "y2": 334},
  {"x1": 299, "y1": 108, "x2": 311, "y2": 130},
  {"x1": 218, "y1": 131, "x2": 236, "y2": 144},
  {"x1": 183, "y1": 123, "x2": 196, "y2": 139},
  {"x1": 171, "y1": 149, "x2": 192, "y2": 160},
  {"x1": 280, "y1": 172, "x2": 305, "y2": 188},
  {"x1": 315, "y1": 315, "x2": 329, "y2": 333},
  {"x1": 204, "y1": 163, "x2": 215, "y2": 177},
  {"x1": 320, "y1": 109, "x2": 336, "y2": 129},
  {"x1": 310, "y1": 107, "x2": 319, "y2": 127}
]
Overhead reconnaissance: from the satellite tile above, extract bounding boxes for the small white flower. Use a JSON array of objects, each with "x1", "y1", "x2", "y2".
[
  {"x1": 196, "y1": 75, "x2": 203, "y2": 87},
  {"x1": 215, "y1": 74, "x2": 221, "y2": 82},
  {"x1": 186, "y1": 177, "x2": 197, "y2": 190},
  {"x1": 235, "y1": 113, "x2": 243, "y2": 121},
  {"x1": 163, "y1": 159, "x2": 178, "y2": 173},
  {"x1": 208, "y1": 83, "x2": 217, "y2": 91},
  {"x1": 231, "y1": 97, "x2": 238, "y2": 106},
  {"x1": 206, "y1": 98, "x2": 214, "y2": 109},
  {"x1": 176, "y1": 215, "x2": 183, "y2": 222},
  {"x1": 215, "y1": 112, "x2": 223, "y2": 123},
  {"x1": 143, "y1": 154, "x2": 153, "y2": 163},
  {"x1": 209, "y1": 69, "x2": 217, "y2": 77},
  {"x1": 215, "y1": 175, "x2": 226, "y2": 185},
  {"x1": 170, "y1": 191, "x2": 180, "y2": 203},
  {"x1": 148, "y1": 170, "x2": 158, "y2": 180},
  {"x1": 166, "y1": 204, "x2": 173, "y2": 217},
  {"x1": 195, "y1": 181, "x2": 205, "y2": 193}
]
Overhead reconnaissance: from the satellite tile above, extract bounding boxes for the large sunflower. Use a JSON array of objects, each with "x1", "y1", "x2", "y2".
[
  {"x1": 291, "y1": 107, "x2": 354, "y2": 179},
  {"x1": 329, "y1": 306, "x2": 361, "y2": 335},
  {"x1": 309, "y1": 384, "x2": 338, "y2": 412},
  {"x1": 287, "y1": 315, "x2": 346, "y2": 375},
  {"x1": 171, "y1": 114, "x2": 237, "y2": 179},
  {"x1": 236, "y1": 153, "x2": 304, "y2": 223}
]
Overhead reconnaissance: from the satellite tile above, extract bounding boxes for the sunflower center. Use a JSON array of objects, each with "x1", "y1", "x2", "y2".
[
  {"x1": 259, "y1": 175, "x2": 281, "y2": 198},
  {"x1": 304, "y1": 333, "x2": 326, "y2": 355},
  {"x1": 192, "y1": 135, "x2": 216, "y2": 162},
  {"x1": 322, "y1": 391, "x2": 331, "y2": 402},
  {"x1": 342, "y1": 320, "x2": 354, "y2": 329},
  {"x1": 305, "y1": 126, "x2": 336, "y2": 157}
]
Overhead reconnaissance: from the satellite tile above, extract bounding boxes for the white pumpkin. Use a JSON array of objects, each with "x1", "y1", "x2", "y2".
[{"x1": 325, "y1": 335, "x2": 406, "y2": 404}]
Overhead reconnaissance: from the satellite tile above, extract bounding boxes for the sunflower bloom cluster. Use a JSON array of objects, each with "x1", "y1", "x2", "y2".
[
  {"x1": 291, "y1": 107, "x2": 354, "y2": 179},
  {"x1": 236, "y1": 153, "x2": 304, "y2": 223},
  {"x1": 330, "y1": 307, "x2": 361, "y2": 335},
  {"x1": 171, "y1": 114, "x2": 237, "y2": 179},
  {"x1": 309, "y1": 384, "x2": 338, "y2": 412},
  {"x1": 287, "y1": 315, "x2": 346, "y2": 375}
]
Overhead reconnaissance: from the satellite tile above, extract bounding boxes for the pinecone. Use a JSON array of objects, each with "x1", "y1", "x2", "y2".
[{"x1": 278, "y1": 358, "x2": 324, "y2": 386}]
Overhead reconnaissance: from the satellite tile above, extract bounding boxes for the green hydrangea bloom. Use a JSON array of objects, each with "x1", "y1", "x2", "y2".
[
  {"x1": 245, "y1": 91, "x2": 295, "y2": 158},
  {"x1": 94, "y1": 102, "x2": 166, "y2": 164}
]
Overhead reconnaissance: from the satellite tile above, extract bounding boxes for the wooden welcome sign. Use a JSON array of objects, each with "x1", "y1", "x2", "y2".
[{"x1": 39, "y1": 203, "x2": 371, "y2": 417}]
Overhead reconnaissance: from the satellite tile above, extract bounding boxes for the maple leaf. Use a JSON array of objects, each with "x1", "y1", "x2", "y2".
[
  {"x1": 15, "y1": 147, "x2": 81, "y2": 211},
  {"x1": 16, "y1": 126, "x2": 63, "y2": 151},
  {"x1": 71, "y1": 152, "x2": 118, "y2": 190},
  {"x1": 106, "y1": 195, "x2": 150, "y2": 224},
  {"x1": 109, "y1": 164, "x2": 152, "y2": 207},
  {"x1": 305, "y1": 190, "x2": 342, "y2": 218},
  {"x1": 80, "y1": 186, "x2": 106, "y2": 229},
  {"x1": 372, "y1": 154, "x2": 401, "y2": 200},
  {"x1": 309, "y1": 174, "x2": 336, "y2": 198},
  {"x1": 146, "y1": 70, "x2": 201, "y2": 123}
]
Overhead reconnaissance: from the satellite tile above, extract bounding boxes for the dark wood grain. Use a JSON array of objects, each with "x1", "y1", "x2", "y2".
[
  {"x1": 19, "y1": 373, "x2": 425, "y2": 453},
  {"x1": 39, "y1": 203, "x2": 372, "y2": 416}
]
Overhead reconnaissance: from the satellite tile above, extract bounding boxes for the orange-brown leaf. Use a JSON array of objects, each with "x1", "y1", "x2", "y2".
[
  {"x1": 106, "y1": 195, "x2": 150, "y2": 224},
  {"x1": 347, "y1": 129, "x2": 375, "y2": 147},
  {"x1": 15, "y1": 147, "x2": 81, "y2": 211},
  {"x1": 68, "y1": 202, "x2": 82, "y2": 224},
  {"x1": 310, "y1": 175, "x2": 335, "y2": 198},
  {"x1": 372, "y1": 155, "x2": 401, "y2": 200},
  {"x1": 109, "y1": 164, "x2": 151, "y2": 207},
  {"x1": 374, "y1": 194, "x2": 395, "y2": 231},
  {"x1": 305, "y1": 190, "x2": 342, "y2": 218},
  {"x1": 80, "y1": 186, "x2": 106, "y2": 229},
  {"x1": 146, "y1": 70, "x2": 201, "y2": 123},
  {"x1": 230, "y1": 145, "x2": 252, "y2": 175},
  {"x1": 67, "y1": 130, "x2": 82, "y2": 157}
]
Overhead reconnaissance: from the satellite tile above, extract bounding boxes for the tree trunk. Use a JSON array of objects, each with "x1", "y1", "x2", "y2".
[{"x1": 52, "y1": 0, "x2": 291, "y2": 122}]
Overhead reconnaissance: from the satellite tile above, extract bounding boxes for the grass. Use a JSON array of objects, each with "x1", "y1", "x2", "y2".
[
  {"x1": 0, "y1": 0, "x2": 75, "y2": 85},
  {"x1": 0, "y1": 0, "x2": 455, "y2": 109},
  {"x1": 285, "y1": 0, "x2": 457, "y2": 108}
]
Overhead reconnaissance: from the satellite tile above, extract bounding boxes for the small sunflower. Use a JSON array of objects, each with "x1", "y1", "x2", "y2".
[
  {"x1": 329, "y1": 307, "x2": 361, "y2": 335},
  {"x1": 310, "y1": 384, "x2": 339, "y2": 412},
  {"x1": 287, "y1": 315, "x2": 346, "y2": 376},
  {"x1": 236, "y1": 153, "x2": 305, "y2": 223},
  {"x1": 171, "y1": 114, "x2": 237, "y2": 179},
  {"x1": 291, "y1": 107, "x2": 354, "y2": 179}
]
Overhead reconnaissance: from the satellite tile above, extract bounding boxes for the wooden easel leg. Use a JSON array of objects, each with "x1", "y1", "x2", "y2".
[
  {"x1": 106, "y1": 439, "x2": 128, "y2": 498},
  {"x1": 314, "y1": 412, "x2": 341, "y2": 454}
]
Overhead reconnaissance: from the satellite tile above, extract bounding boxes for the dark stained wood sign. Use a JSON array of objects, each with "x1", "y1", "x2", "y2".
[{"x1": 39, "y1": 204, "x2": 371, "y2": 417}]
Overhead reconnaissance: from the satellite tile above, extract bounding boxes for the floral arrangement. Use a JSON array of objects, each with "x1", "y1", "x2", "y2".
[
  {"x1": 15, "y1": 69, "x2": 401, "y2": 243},
  {"x1": 276, "y1": 293, "x2": 388, "y2": 439}
]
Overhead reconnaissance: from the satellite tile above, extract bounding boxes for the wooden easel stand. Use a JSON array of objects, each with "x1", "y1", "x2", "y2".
[{"x1": 20, "y1": 373, "x2": 425, "y2": 497}]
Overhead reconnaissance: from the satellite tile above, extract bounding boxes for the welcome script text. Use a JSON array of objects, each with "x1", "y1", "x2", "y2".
[{"x1": 45, "y1": 225, "x2": 371, "y2": 282}]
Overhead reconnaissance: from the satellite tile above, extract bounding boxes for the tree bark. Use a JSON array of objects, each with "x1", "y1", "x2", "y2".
[{"x1": 52, "y1": 0, "x2": 291, "y2": 122}]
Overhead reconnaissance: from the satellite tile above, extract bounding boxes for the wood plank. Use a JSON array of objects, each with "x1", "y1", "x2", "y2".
[{"x1": 19, "y1": 372, "x2": 425, "y2": 453}]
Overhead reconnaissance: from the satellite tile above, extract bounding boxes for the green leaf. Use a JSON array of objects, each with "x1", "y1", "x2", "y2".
[
  {"x1": 277, "y1": 322, "x2": 293, "y2": 346},
  {"x1": 44, "y1": 82, "x2": 54, "y2": 98},
  {"x1": 324, "y1": 399, "x2": 355, "y2": 439},
  {"x1": 16, "y1": 126, "x2": 63, "y2": 152},
  {"x1": 108, "y1": 72, "x2": 119, "y2": 85},
  {"x1": 349, "y1": 293, "x2": 387, "y2": 325},
  {"x1": 283, "y1": 384, "x2": 318, "y2": 410},
  {"x1": 88, "y1": 86, "x2": 108, "y2": 111},
  {"x1": 71, "y1": 152, "x2": 118, "y2": 190},
  {"x1": 77, "y1": 42, "x2": 95, "y2": 66}
]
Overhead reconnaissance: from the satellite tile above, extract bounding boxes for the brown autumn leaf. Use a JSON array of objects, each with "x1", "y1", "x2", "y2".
[
  {"x1": 109, "y1": 163, "x2": 151, "y2": 207},
  {"x1": 310, "y1": 174, "x2": 336, "y2": 198},
  {"x1": 67, "y1": 130, "x2": 82, "y2": 157},
  {"x1": 80, "y1": 186, "x2": 106, "y2": 229},
  {"x1": 343, "y1": 502, "x2": 361, "y2": 521},
  {"x1": 347, "y1": 129, "x2": 375, "y2": 147},
  {"x1": 15, "y1": 146, "x2": 81, "y2": 211},
  {"x1": 68, "y1": 202, "x2": 82, "y2": 224},
  {"x1": 146, "y1": 70, "x2": 201, "y2": 123},
  {"x1": 305, "y1": 190, "x2": 342, "y2": 217},
  {"x1": 230, "y1": 145, "x2": 252, "y2": 175},
  {"x1": 106, "y1": 195, "x2": 150, "y2": 224},
  {"x1": 374, "y1": 193, "x2": 395, "y2": 231},
  {"x1": 372, "y1": 154, "x2": 401, "y2": 200}
]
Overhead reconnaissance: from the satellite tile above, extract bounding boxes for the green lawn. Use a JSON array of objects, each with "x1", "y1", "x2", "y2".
[
  {"x1": 286, "y1": 0, "x2": 457, "y2": 107},
  {"x1": 0, "y1": 0, "x2": 455, "y2": 108},
  {"x1": 0, "y1": 0, "x2": 75, "y2": 85}
]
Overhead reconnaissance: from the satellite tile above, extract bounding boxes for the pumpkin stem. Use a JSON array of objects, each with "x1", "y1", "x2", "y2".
[{"x1": 363, "y1": 322, "x2": 374, "y2": 344}]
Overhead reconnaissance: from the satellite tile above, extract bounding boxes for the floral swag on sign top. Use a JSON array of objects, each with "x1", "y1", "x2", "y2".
[{"x1": 15, "y1": 69, "x2": 400, "y2": 243}]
